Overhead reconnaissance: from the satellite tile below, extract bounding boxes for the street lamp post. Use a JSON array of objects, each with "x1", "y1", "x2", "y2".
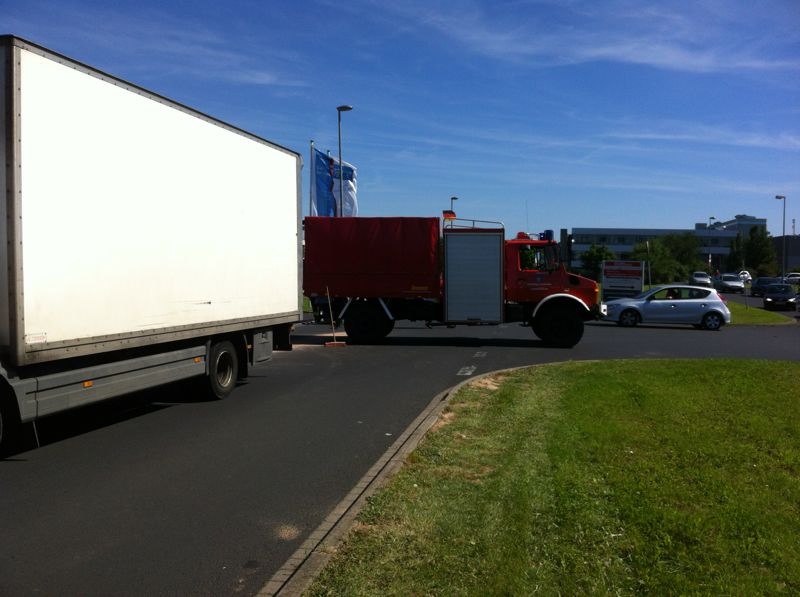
[
  {"x1": 450, "y1": 196, "x2": 457, "y2": 212},
  {"x1": 336, "y1": 105, "x2": 353, "y2": 217},
  {"x1": 775, "y1": 195, "x2": 786, "y2": 277},
  {"x1": 707, "y1": 216, "x2": 716, "y2": 272}
]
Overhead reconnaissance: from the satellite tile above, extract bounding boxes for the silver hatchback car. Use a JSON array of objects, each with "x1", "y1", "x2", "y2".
[
  {"x1": 604, "y1": 285, "x2": 731, "y2": 330},
  {"x1": 714, "y1": 273, "x2": 745, "y2": 293},
  {"x1": 689, "y1": 271, "x2": 713, "y2": 287}
]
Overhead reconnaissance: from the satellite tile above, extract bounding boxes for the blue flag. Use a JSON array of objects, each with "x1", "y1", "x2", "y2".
[
  {"x1": 311, "y1": 148, "x2": 358, "y2": 217},
  {"x1": 311, "y1": 149, "x2": 337, "y2": 216}
]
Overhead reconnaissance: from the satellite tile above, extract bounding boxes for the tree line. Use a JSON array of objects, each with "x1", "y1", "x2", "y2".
[{"x1": 579, "y1": 227, "x2": 778, "y2": 284}]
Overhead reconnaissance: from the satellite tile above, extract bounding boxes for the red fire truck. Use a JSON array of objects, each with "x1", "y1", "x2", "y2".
[{"x1": 303, "y1": 214, "x2": 604, "y2": 347}]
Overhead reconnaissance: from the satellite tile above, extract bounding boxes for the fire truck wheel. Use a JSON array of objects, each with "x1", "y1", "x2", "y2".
[
  {"x1": 533, "y1": 309, "x2": 584, "y2": 348},
  {"x1": 344, "y1": 301, "x2": 393, "y2": 344},
  {"x1": 531, "y1": 318, "x2": 546, "y2": 340}
]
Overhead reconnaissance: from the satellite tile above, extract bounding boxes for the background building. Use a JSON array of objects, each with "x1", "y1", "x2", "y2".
[
  {"x1": 772, "y1": 235, "x2": 800, "y2": 273},
  {"x1": 571, "y1": 215, "x2": 767, "y2": 272}
]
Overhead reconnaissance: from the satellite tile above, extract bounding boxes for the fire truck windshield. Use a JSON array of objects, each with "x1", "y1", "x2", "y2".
[{"x1": 519, "y1": 244, "x2": 559, "y2": 271}]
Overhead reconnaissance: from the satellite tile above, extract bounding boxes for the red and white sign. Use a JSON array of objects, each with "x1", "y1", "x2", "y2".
[{"x1": 601, "y1": 260, "x2": 644, "y2": 301}]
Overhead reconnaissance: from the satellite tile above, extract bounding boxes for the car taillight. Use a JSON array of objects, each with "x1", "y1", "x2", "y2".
[{"x1": 717, "y1": 292, "x2": 727, "y2": 304}]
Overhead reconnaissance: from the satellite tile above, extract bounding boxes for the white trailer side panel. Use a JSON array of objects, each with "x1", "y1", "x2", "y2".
[
  {"x1": 0, "y1": 44, "x2": 9, "y2": 349},
  {"x1": 13, "y1": 45, "x2": 301, "y2": 357}
]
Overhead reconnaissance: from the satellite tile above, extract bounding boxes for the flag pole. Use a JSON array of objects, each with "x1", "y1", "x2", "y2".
[{"x1": 309, "y1": 140, "x2": 314, "y2": 217}]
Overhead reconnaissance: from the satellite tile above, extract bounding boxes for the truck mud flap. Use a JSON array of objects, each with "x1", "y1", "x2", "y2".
[{"x1": 272, "y1": 324, "x2": 293, "y2": 352}]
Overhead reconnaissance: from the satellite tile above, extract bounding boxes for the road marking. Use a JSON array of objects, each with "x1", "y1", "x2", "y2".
[
  {"x1": 473, "y1": 351, "x2": 487, "y2": 358},
  {"x1": 457, "y1": 365, "x2": 477, "y2": 376}
]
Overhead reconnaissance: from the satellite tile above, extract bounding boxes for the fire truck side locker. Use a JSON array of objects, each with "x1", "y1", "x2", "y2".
[{"x1": 443, "y1": 227, "x2": 505, "y2": 324}]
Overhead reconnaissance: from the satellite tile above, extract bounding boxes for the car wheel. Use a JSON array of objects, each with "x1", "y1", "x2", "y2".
[
  {"x1": 702, "y1": 312, "x2": 723, "y2": 331},
  {"x1": 618, "y1": 309, "x2": 640, "y2": 327}
]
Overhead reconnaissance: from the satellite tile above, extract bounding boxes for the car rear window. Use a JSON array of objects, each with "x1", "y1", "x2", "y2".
[{"x1": 687, "y1": 288, "x2": 710, "y2": 299}]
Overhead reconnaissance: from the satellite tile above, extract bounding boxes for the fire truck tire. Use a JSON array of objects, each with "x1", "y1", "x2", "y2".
[
  {"x1": 531, "y1": 318, "x2": 546, "y2": 340},
  {"x1": 344, "y1": 301, "x2": 393, "y2": 344},
  {"x1": 206, "y1": 340, "x2": 238, "y2": 399},
  {"x1": 532, "y1": 308, "x2": 584, "y2": 348}
]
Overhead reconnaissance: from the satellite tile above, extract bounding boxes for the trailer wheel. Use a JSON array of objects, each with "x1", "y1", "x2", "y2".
[
  {"x1": 0, "y1": 393, "x2": 22, "y2": 457},
  {"x1": 207, "y1": 340, "x2": 238, "y2": 399},
  {"x1": 344, "y1": 301, "x2": 393, "y2": 344},
  {"x1": 532, "y1": 308, "x2": 584, "y2": 348}
]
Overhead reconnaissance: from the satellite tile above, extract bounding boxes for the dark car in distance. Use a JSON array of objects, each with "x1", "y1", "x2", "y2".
[
  {"x1": 763, "y1": 284, "x2": 798, "y2": 311},
  {"x1": 751, "y1": 277, "x2": 781, "y2": 297}
]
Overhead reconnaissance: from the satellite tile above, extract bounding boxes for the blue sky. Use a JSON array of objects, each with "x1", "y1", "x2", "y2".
[{"x1": 3, "y1": 0, "x2": 799, "y2": 236}]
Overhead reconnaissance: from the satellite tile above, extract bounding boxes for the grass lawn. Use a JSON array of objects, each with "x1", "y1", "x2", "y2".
[
  {"x1": 728, "y1": 301, "x2": 797, "y2": 325},
  {"x1": 308, "y1": 359, "x2": 800, "y2": 595}
]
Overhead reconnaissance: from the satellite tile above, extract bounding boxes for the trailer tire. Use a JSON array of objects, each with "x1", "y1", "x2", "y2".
[
  {"x1": 207, "y1": 340, "x2": 238, "y2": 399},
  {"x1": 532, "y1": 307, "x2": 584, "y2": 348},
  {"x1": 378, "y1": 312, "x2": 395, "y2": 338},
  {"x1": 344, "y1": 301, "x2": 394, "y2": 344},
  {"x1": 0, "y1": 393, "x2": 22, "y2": 457}
]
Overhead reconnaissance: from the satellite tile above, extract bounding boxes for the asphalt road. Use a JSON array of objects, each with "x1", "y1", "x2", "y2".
[{"x1": 1, "y1": 319, "x2": 798, "y2": 596}]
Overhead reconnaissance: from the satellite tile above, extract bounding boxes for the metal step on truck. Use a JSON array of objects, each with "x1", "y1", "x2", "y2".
[{"x1": 303, "y1": 213, "x2": 605, "y2": 347}]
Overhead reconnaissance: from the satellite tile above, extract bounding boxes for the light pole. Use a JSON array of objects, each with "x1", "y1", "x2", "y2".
[
  {"x1": 775, "y1": 195, "x2": 786, "y2": 277},
  {"x1": 707, "y1": 216, "x2": 716, "y2": 272},
  {"x1": 450, "y1": 196, "x2": 457, "y2": 212},
  {"x1": 336, "y1": 105, "x2": 352, "y2": 217}
]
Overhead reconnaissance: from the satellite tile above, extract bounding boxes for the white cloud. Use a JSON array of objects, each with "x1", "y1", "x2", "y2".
[
  {"x1": 363, "y1": 0, "x2": 800, "y2": 73},
  {"x1": 607, "y1": 124, "x2": 800, "y2": 151},
  {"x1": 2, "y1": 3, "x2": 304, "y2": 87}
]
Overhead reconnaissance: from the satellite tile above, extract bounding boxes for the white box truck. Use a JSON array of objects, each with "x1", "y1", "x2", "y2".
[{"x1": 0, "y1": 36, "x2": 303, "y2": 452}]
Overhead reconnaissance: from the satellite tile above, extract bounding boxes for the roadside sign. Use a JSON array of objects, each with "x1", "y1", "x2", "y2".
[{"x1": 602, "y1": 260, "x2": 644, "y2": 302}]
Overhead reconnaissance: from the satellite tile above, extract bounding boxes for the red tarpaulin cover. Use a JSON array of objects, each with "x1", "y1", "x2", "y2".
[{"x1": 303, "y1": 217, "x2": 441, "y2": 298}]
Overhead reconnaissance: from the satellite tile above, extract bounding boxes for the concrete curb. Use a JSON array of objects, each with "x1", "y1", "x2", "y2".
[{"x1": 258, "y1": 374, "x2": 485, "y2": 596}]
